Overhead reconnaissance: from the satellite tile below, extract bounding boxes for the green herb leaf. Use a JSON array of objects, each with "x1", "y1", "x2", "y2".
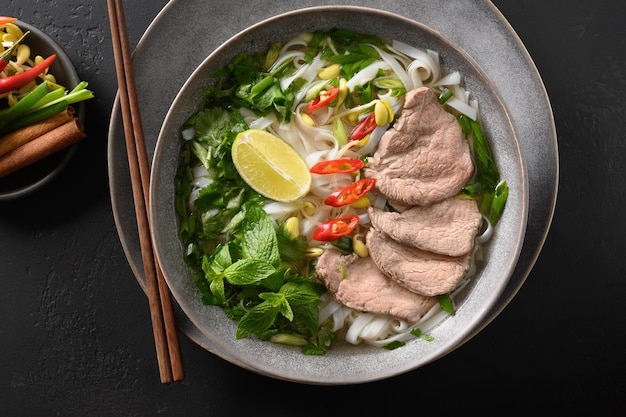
[
  {"x1": 276, "y1": 222, "x2": 308, "y2": 262},
  {"x1": 242, "y1": 201, "x2": 280, "y2": 266},
  {"x1": 282, "y1": 281, "x2": 324, "y2": 335},
  {"x1": 202, "y1": 255, "x2": 227, "y2": 303},
  {"x1": 281, "y1": 280, "x2": 325, "y2": 306},
  {"x1": 257, "y1": 292, "x2": 294, "y2": 322},
  {"x1": 383, "y1": 340, "x2": 405, "y2": 350},
  {"x1": 301, "y1": 321, "x2": 337, "y2": 355},
  {"x1": 291, "y1": 302, "x2": 319, "y2": 337},
  {"x1": 436, "y1": 294, "x2": 455, "y2": 314},
  {"x1": 330, "y1": 236, "x2": 353, "y2": 253},
  {"x1": 304, "y1": 30, "x2": 326, "y2": 63},
  {"x1": 224, "y1": 258, "x2": 276, "y2": 285},
  {"x1": 410, "y1": 327, "x2": 435, "y2": 342},
  {"x1": 211, "y1": 244, "x2": 233, "y2": 271},
  {"x1": 236, "y1": 301, "x2": 279, "y2": 339},
  {"x1": 209, "y1": 274, "x2": 226, "y2": 304}
]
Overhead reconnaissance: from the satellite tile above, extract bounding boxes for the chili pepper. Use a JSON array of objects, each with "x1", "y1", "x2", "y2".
[
  {"x1": 310, "y1": 157, "x2": 364, "y2": 174},
  {"x1": 348, "y1": 113, "x2": 376, "y2": 142},
  {"x1": 312, "y1": 215, "x2": 360, "y2": 242},
  {"x1": 307, "y1": 87, "x2": 339, "y2": 113},
  {"x1": 0, "y1": 53, "x2": 56, "y2": 95},
  {"x1": 0, "y1": 17, "x2": 18, "y2": 25},
  {"x1": 0, "y1": 31, "x2": 29, "y2": 73},
  {"x1": 324, "y1": 177, "x2": 376, "y2": 207}
]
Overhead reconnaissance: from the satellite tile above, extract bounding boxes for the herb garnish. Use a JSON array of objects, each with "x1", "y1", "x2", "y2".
[{"x1": 176, "y1": 118, "x2": 336, "y2": 353}]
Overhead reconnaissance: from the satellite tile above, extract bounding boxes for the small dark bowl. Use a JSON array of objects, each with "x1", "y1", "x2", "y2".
[{"x1": 0, "y1": 21, "x2": 83, "y2": 201}]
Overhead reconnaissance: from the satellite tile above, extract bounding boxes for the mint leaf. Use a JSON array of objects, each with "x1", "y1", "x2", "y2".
[
  {"x1": 211, "y1": 244, "x2": 233, "y2": 271},
  {"x1": 236, "y1": 301, "x2": 279, "y2": 339},
  {"x1": 242, "y1": 201, "x2": 280, "y2": 266},
  {"x1": 260, "y1": 269, "x2": 284, "y2": 292},
  {"x1": 224, "y1": 258, "x2": 275, "y2": 285},
  {"x1": 209, "y1": 275, "x2": 226, "y2": 304},
  {"x1": 202, "y1": 256, "x2": 227, "y2": 303},
  {"x1": 259, "y1": 291, "x2": 285, "y2": 306},
  {"x1": 259, "y1": 292, "x2": 294, "y2": 322},
  {"x1": 281, "y1": 281, "x2": 325, "y2": 335},
  {"x1": 291, "y1": 301, "x2": 319, "y2": 336},
  {"x1": 281, "y1": 280, "x2": 325, "y2": 306},
  {"x1": 278, "y1": 301, "x2": 294, "y2": 322},
  {"x1": 276, "y1": 222, "x2": 308, "y2": 262}
]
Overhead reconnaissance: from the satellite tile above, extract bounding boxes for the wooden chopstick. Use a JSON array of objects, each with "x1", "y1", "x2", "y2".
[{"x1": 107, "y1": 0, "x2": 184, "y2": 383}]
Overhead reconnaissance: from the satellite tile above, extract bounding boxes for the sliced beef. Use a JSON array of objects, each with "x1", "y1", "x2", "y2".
[
  {"x1": 315, "y1": 249, "x2": 437, "y2": 324},
  {"x1": 364, "y1": 87, "x2": 474, "y2": 206},
  {"x1": 367, "y1": 228, "x2": 471, "y2": 296},
  {"x1": 368, "y1": 197, "x2": 482, "y2": 257}
]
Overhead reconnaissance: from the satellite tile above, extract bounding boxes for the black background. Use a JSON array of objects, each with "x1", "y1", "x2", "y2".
[{"x1": 1, "y1": 1, "x2": 624, "y2": 415}]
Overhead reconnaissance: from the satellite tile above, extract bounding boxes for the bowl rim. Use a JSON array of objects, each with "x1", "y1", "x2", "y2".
[
  {"x1": 0, "y1": 20, "x2": 83, "y2": 201},
  {"x1": 150, "y1": 5, "x2": 529, "y2": 384}
]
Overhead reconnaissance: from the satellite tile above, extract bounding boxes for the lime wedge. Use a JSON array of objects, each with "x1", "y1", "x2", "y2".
[{"x1": 232, "y1": 129, "x2": 311, "y2": 202}]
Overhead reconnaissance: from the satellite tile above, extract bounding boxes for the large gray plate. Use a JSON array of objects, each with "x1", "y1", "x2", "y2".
[{"x1": 108, "y1": 0, "x2": 557, "y2": 383}]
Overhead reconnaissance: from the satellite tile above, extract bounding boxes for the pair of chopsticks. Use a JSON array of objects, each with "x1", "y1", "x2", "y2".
[{"x1": 106, "y1": 0, "x2": 184, "y2": 383}]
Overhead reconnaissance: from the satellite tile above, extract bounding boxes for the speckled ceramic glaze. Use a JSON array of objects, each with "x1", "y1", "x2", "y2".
[
  {"x1": 0, "y1": 22, "x2": 82, "y2": 201},
  {"x1": 109, "y1": 1, "x2": 557, "y2": 385}
]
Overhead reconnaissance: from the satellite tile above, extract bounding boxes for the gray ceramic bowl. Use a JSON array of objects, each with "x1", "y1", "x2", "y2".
[
  {"x1": 150, "y1": 6, "x2": 528, "y2": 385},
  {"x1": 0, "y1": 21, "x2": 82, "y2": 201}
]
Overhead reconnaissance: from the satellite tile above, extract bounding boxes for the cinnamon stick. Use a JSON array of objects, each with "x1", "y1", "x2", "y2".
[
  {"x1": 0, "y1": 107, "x2": 76, "y2": 157},
  {"x1": 0, "y1": 118, "x2": 86, "y2": 178}
]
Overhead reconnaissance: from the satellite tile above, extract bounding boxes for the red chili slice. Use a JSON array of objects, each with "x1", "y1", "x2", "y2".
[
  {"x1": 0, "y1": 54, "x2": 56, "y2": 95},
  {"x1": 348, "y1": 113, "x2": 377, "y2": 142},
  {"x1": 324, "y1": 177, "x2": 376, "y2": 207},
  {"x1": 312, "y1": 215, "x2": 360, "y2": 242},
  {"x1": 0, "y1": 17, "x2": 18, "y2": 25},
  {"x1": 310, "y1": 157, "x2": 364, "y2": 175},
  {"x1": 307, "y1": 87, "x2": 340, "y2": 113}
]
